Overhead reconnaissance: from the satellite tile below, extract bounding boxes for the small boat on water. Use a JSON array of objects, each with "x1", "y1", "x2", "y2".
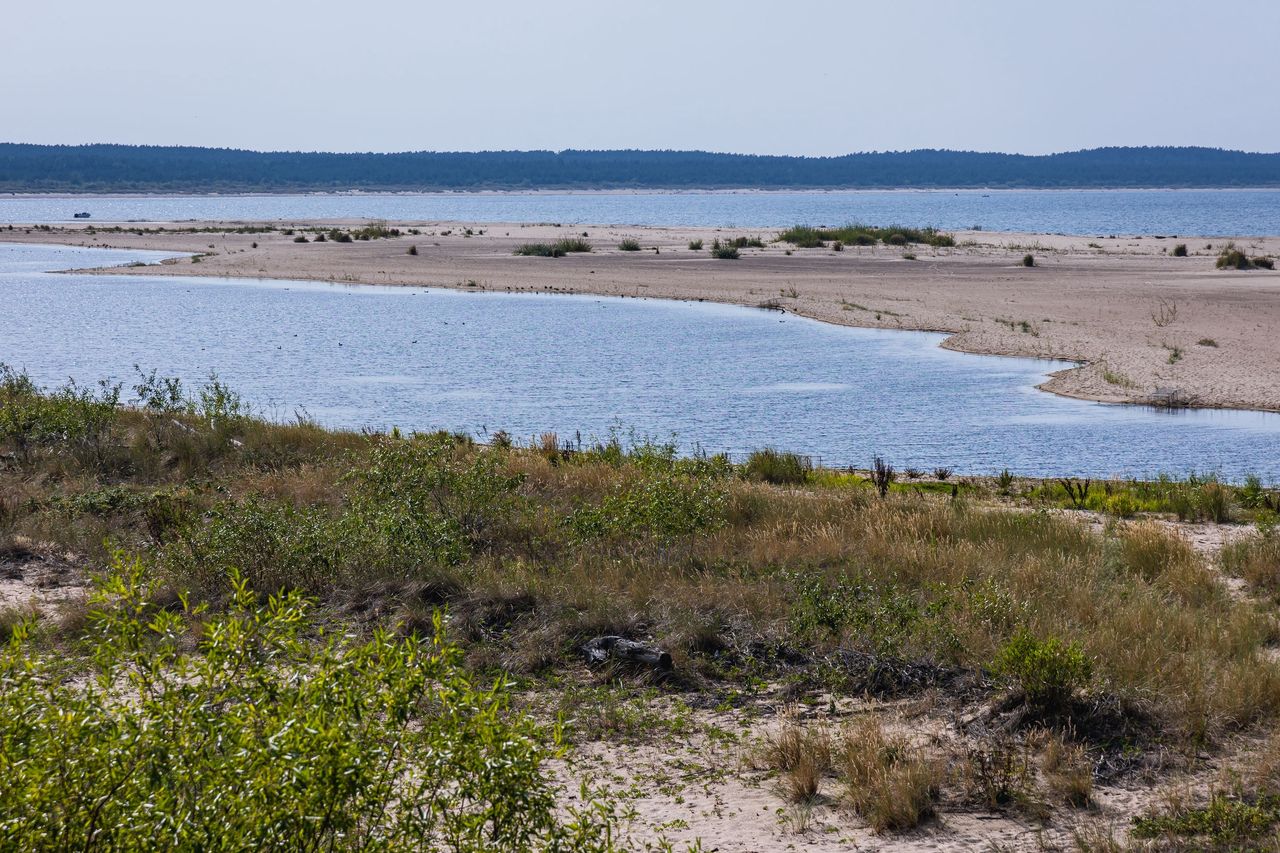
[{"x1": 73, "y1": 212, "x2": 91, "y2": 218}]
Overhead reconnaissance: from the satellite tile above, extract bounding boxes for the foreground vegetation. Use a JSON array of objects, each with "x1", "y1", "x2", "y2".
[{"x1": 4, "y1": 367, "x2": 1280, "y2": 847}]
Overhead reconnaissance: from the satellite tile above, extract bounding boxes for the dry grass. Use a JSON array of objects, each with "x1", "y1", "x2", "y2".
[
  {"x1": 838, "y1": 717, "x2": 940, "y2": 832},
  {"x1": 755, "y1": 714, "x2": 834, "y2": 803}
]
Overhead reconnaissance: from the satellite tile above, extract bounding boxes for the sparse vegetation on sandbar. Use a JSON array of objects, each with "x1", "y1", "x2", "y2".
[{"x1": 779, "y1": 224, "x2": 956, "y2": 248}]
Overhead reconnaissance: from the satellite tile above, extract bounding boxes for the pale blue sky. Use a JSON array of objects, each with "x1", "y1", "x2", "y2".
[{"x1": 5, "y1": 0, "x2": 1277, "y2": 155}]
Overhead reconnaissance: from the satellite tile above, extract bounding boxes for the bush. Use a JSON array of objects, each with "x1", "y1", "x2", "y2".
[
  {"x1": 407, "y1": 244, "x2": 418, "y2": 255},
  {"x1": 994, "y1": 630, "x2": 1092, "y2": 710},
  {"x1": 0, "y1": 365, "x2": 120, "y2": 464},
  {"x1": 710, "y1": 240, "x2": 740, "y2": 260},
  {"x1": 1022, "y1": 253, "x2": 1035, "y2": 267},
  {"x1": 1217, "y1": 243, "x2": 1253, "y2": 270},
  {"x1": 1256, "y1": 257, "x2": 1276, "y2": 270},
  {"x1": 617, "y1": 238, "x2": 642, "y2": 251},
  {"x1": 687, "y1": 239, "x2": 703, "y2": 251},
  {"x1": 744, "y1": 448, "x2": 811, "y2": 485},
  {"x1": 0, "y1": 556, "x2": 616, "y2": 850},
  {"x1": 293, "y1": 234, "x2": 308, "y2": 243},
  {"x1": 344, "y1": 435, "x2": 526, "y2": 570},
  {"x1": 1172, "y1": 243, "x2": 1188, "y2": 257},
  {"x1": 566, "y1": 471, "x2": 727, "y2": 540}
]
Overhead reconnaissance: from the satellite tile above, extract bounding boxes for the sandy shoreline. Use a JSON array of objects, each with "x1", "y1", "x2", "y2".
[{"x1": 4, "y1": 220, "x2": 1279, "y2": 412}]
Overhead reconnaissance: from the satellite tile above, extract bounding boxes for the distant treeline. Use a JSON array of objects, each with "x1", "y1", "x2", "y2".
[{"x1": 2, "y1": 144, "x2": 1279, "y2": 192}]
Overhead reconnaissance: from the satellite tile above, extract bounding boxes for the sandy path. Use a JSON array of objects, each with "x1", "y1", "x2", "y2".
[{"x1": 3, "y1": 221, "x2": 1279, "y2": 412}]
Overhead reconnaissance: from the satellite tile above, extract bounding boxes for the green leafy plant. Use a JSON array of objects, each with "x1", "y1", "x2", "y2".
[
  {"x1": 994, "y1": 630, "x2": 1092, "y2": 710},
  {"x1": 0, "y1": 555, "x2": 618, "y2": 850}
]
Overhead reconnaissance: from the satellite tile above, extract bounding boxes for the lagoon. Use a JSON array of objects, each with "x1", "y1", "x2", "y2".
[{"x1": 2, "y1": 243, "x2": 1279, "y2": 480}]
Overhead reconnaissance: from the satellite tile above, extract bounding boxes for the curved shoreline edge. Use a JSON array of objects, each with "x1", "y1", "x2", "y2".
[{"x1": 4, "y1": 220, "x2": 1280, "y2": 416}]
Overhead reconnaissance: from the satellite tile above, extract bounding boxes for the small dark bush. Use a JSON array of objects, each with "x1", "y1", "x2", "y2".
[
  {"x1": 1172, "y1": 243, "x2": 1188, "y2": 257},
  {"x1": 710, "y1": 240, "x2": 740, "y2": 260},
  {"x1": 687, "y1": 239, "x2": 703, "y2": 251},
  {"x1": 1255, "y1": 256, "x2": 1275, "y2": 270},
  {"x1": 293, "y1": 235, "x2": 308, "y2": 243},
  {"x1": 1022, "y1": 254, "x2": 1036, "y2": 267},
  {"x1": 407, "y1": 244, "x2": 418, "y2": 255},
  {"x1": 618, "y1": 238, "x2": 642, "y2": 252}
]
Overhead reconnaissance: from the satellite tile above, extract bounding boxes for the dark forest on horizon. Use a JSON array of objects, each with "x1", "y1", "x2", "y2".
[{"x1": 2, "y1": 144, "x2": 1279, "y2": 192}]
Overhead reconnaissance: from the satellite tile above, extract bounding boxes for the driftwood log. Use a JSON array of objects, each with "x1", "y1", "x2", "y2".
[{"x1": 582, "y1": 636, "x2": 673, "y2": 672}]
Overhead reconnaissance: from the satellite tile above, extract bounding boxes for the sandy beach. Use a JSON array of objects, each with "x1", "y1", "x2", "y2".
[{"x1": 4, "y1": 221, "x2": 1279, "y2": 412}]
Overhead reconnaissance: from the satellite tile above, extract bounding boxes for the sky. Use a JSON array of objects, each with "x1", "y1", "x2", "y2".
[{"x1": 4, "y1": 0, "x2": 1278, "y2": 156}]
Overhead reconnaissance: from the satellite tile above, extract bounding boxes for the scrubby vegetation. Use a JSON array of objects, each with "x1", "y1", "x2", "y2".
[
  {"x1": 1217, "y1": 242, "x2": 1275, "y2": 270},
  {"x1": 5, "y1": 368, "x2": 1280, "y2": 844},
  {"x1": 514, "y1": 237, "x2": 593, "y2": 257},
  {"x1": 709, "y1": 239, "x2": 740, "y2": 259},
  {"x1": 778, "y1": 224, "x2": 955, "y2": 248}
]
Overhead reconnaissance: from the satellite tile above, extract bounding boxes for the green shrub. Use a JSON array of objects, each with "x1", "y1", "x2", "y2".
[
  {"x1": 292, "y1": 234, "x2": 308, "y2": 243},
  {"x1": 156, "y1": 497, "x2": 350, "y2": 595},
  {"x1": 566, "y1": 472, "x2": 727, "y2": 540},
  {"x1": 993, "y1": 630, "x2": 1092, "y2": 709},
  {"x1": 617, "y1": 238, "x2": 642, "y2": 251},
  {"x1": 0, "y1": 365, "x2": 120, "y2": 464},
  {"x1": 744, "y1": 448, "x2": 811, "y2": 485},
  {"x1": 710, "y1": 240, "x2": 740, "y2": 260},
  {"x1": 1256, "y1": 256, "x2": 1276, "y2": 270},
  {"x1": 0, "y1": 556, "x2": 617, "y2": 850},
  {"x1": 1172, "y1": 243, "x2": 1188, "y2": 257},
  {"x1": 344, "y1": 435, "x2": 526, "y2": 570},
  {"x1": 1022, "y1": 253, "x2": 1035, "y2": 267},
  {"x1": 687, "y1": 239, "x2": 703, "y2": 251},
  {"x1": 1217, "y1": 244, "x2": 1252, "y2": 270}
]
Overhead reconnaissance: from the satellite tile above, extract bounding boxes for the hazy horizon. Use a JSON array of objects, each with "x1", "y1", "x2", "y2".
[
  {"x1": 5, "y1": 0, "x2": 1279, "y2": 157},
  {"x1": 6, "y1": 143, "x2": 1280, "y2": 158}
]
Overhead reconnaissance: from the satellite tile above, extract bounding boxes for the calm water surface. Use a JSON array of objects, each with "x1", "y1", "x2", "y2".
[
  {"x1": 3, "y1": 189, "x2": 1280, "y2": 237},
  {"x1": 2, "y1": 244, "x2": 1278, "y2": 480}
]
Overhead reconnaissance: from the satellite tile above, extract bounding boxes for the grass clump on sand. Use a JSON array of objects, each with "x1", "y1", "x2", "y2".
[
  {"x1": 687, "y1": 239, "x2": 703, "y2": 251},
  {"x1": 617, "y1": 237, "x2": 642, "y2": 251},
  {"x1": 1216, "y1": 243, "x2": 1275, "y2": 270},
  {"x1": 710, "y1": 239, "x2": 740, "y2": 259},
  {"x1": 779, "y1": 224, "x2": 955, "y2": 248},
  {"x1": 514, "y1": 238, "x2": 593, "y2": 258}
]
